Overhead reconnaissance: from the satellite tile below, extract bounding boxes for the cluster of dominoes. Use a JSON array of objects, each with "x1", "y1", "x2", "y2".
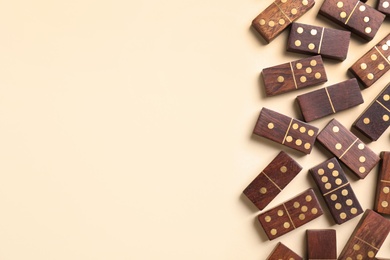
[{"x1": 243, "y1": 0, "x2": 390, "y2": 258}]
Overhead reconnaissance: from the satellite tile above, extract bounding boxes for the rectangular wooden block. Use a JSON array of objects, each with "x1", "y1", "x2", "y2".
[
  {"x1": 297, "y1": 78, "x2": 363, "y2": 122},
  {"x1": 262, "y1": 55, "x2": 327, "y2": 96},
  {"x1": 338, "y1": 209, "x2": 390, "y2": 259},
  {"x1": 253, "y1": 108, "x2": 318, "y2": 154},
  {"x1": 252, "y1": 0, "x2": 315, "y2": 43},
  {"x1": 309, "y1": 158, "x2": 363, "y2": 224},
  {"x1": 378, "y1": 0, "x2": 390, "y2": 16},
  {"x1": 306, "y1": 229, "x2": 337, "y2": 259},
  {"x1": 267, "y1": 242, "x2": 303, "y2": 260},
  {"x1": 258, "y1": 188, "x2": 323, "y2": 240},
  {"x1": 353, "y1": 82, "x2": 390, "y2": 141},
  {"x1": 316, "y1": 119, "x2": 380, "y2": 179},
  {"x1": 374, "y1": 151, "x2": 390, "y2": 214},
  {"x1": 349, "y1": 34, "x2": 390, "y2": 88},
  {"x1": 319, "y1": 0, "x2": 385, "y2": 41},
  {"x1": 287, "y1": 22, "x2": 351, "y2": 60},
  {"x1": 243, "y1": 151, "x2": 302, "y2": 210}
]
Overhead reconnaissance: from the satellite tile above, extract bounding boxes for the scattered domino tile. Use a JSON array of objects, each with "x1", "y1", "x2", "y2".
[
  {"x1": 374, "y1": 151, "x2": 390, "y2": 215},
  {"x1": 258, "y1": 188, "x2": 323, "y2": 240},
  {"x1": 296, "y1": 78, "x2": 363, "y2": 122},
  {"x1": 316, "y1": 119, "x2": 380, "y2": 179},
  {"x1": 306, "y1": 229, "x2": 337, "y2": 259},
  {"x1": 353, "y1": 82, "x2": 390, "y2": 141},
  {"x1": 252, "y1": 0, "x2": 315, "y2": 43},
  {"x1": 253, "y1": 107, "x2": 319, "y2": 154},
  {"x1": 319, "y1": 0, "x2": 385, "y2": 41},
  {"x1": 338, "y1": 209, "x2": 390, "y2": 259},
  {"x1": 287, "y1": 22, "x2": 351, "y2": 60},
  {"x1": 349, "y1": 33, "x2": 390, "y2": 88},
  {"x1": 243, "y1": 151, "x2": 302, "y2": 210},
  {"x1": 266, "y1": 242, "x2": 303, "y2": 260},
  {"x1": 378, "y1": 0, "x2": 390, "y2": 16},
  {"x1": 262, "y1": 55, "x2": 327, "y2": 96},
  {"x1": 309, "y1": 158, "x2": 363, "y2": 224}
]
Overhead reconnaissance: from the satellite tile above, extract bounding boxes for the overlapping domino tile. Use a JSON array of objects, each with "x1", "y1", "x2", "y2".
[{"x1": 374, "y1": 152, "x2": 390, "y2": 215}]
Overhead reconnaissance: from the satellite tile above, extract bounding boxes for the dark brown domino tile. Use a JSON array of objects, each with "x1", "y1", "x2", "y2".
[
  {"x1": 287, "y1": 22, "x2": 350, "y2": 60},
  {"x1": 349, "y1": 34, "x2": 390, "y2": 88},
  {"x1": 374, "y1": 152, "x2": 390, "y2": 214},
  {"x1": 262, "y1": 55, "x2": 327, "y2": 96},
  {"x1": 266, "y1": 242, "x2": 303, "y2": 260},
  {"x1": 258, "y1": 188, "x2": 323, "y2": 240},
  {"x1": 319, "y1": 0, "x2": 385, "y2": 41},
  {"x1": 297, "y1": 78, "x2": 363, "y2": 122},
  {"x1": 243, "y1": 151, "x2": 302, "y2": 210},
  {"x1": 338, "y1": 209, "x2": 390, "y2": 259},
  {"x1": 378, "y1": 0, "x2": 390, "y2": 16},
  {"x1": 353, "y1": 82, "x2": 390, "y2": 141},
  {"x1": 253, "y1": 108, "x2": 318, "y2": 154},
  {"x1": 252, "y1": 0, "x2": 315, "y2": 43},
  {"x1": 306, "y1": 229, "x2": 337, "y2": 259},
  {"x1": 316, "y1": 119, "x2": 380, "y2": 179},
  {"x1": 309, "y1": 158, "x2": 363, "y2": 224}
]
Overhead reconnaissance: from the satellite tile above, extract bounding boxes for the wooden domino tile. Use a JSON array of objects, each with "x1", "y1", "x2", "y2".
[
  {"x1": 253, "y1": 108, "x2": 318, "y2": 154},
  {"x1": 262, "y1": 55, "x2": 327, "y2": 96},
  {"x1": 243, "y1": 151, "x2": 302, "y2": 210},
  {"x1": 338, "y1": 209, "x2": 390, "y2": 260},
  {"x1": 287, "y1": 22, "x2": 351, "y2": 60},
  {"x1": 316, "y1": 119, "x2": 380, "y2": 179},
  {"x1": 267, "y1": 242, "x2": 303, "y2": 260},
  {"x1": 349, "y1": 34, "x2": 390, "y2": 88},
  {"x1": 252, "y1": 0, "x2": 315, "y2": 43},
  {"x1": 319, "y1": 0, "x2": 385, "y2": 41},
  {"x1": 258, "y1": 189, "x2": 323, "y2": 240},
  {"x1": 296, "y1": 78, "x2": 363, "y2": 122},
  {"x1": 310, "y1": 158, "x2": 363, "y2": 224},
  {"x1": 378, "y1": 0, "x2": 390, "y2": 16},
  {"x1": 353, "y1": 82, "x2": 390, "y2": 141},
  {"x1": 374, "y1": 151, "x2": 390, "y2": 215},
  {"x1": 258, "y1": 188, "x2": 323, "y2": 240},
  {"x1": 306, "y1": 229, "x2": 337, "y2": 259}
]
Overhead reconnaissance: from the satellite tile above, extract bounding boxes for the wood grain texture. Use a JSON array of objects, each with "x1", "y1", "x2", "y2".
[
  {"x1": 316, "y1": 119, "x2": 380, "y2": 179},
  {"x1": 253, "y1": 107, "x2": 318, "y2": 154},
  {"x1": 319, "y1": 0, "x2": 385, "y2": 41},
  {"x1": 309, "y1": 158, "x2": 363, "y2": 224},
  {"x1": 374, "y1": 151, "x2": 390, "y2": 214},
  {"x1": 262, "y1": 55, "x2": 327, "y2": 96},
  {"x1": 338, "y1": 209, "x2": 390, "y2": 260},
  {"x1": 266, "y1": 242, "x2": 303, "y2": 260},
  {"x1": 258, "y1": 188, "x2": 323, "y2": 240},
  {"x1": 287, "y1": 22, "x2": 350, "y2": 60},
  {"x1": 378, "y1": 0, "x2": 390, "y2": 16},
  {"x1": 297, "y1": 78, "x2": 363, "y2": 122},
  {"x1": 306, "y1": 229, "x2": 337, "y2": 259},
  {"x1": 243, "y1": 151, "x2": 302, "y2": 210},
  {"x1": 252, "y1": 0, "x2": 315, "y2": 43},
  {"x1": 349, "y1": 34, "x2": 390, "y2": 88},
  {"x1": 353, "y1": 82, "x2": 390, "y2": 141}
]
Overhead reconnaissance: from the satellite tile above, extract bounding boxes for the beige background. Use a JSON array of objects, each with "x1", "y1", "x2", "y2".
[{"x1": 0, "y1": 0, "x2": 389, "y2": 259}]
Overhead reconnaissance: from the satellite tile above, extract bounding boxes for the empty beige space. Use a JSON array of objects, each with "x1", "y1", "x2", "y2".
[{"x1": 0, "y1": 0, "x2": 388, "y2": 259}]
